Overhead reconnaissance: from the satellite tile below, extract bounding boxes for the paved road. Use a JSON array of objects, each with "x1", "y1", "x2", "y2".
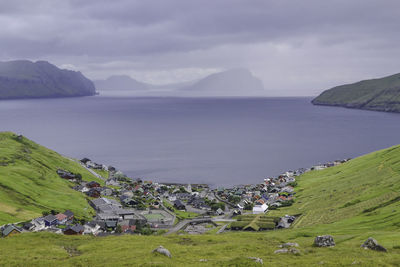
[
  {"x1": 65, "y1": 157, "x2": 106, "y2": 181},
  {"x1": 216, "y1": 223, "x2": 229, "y2": 234}
]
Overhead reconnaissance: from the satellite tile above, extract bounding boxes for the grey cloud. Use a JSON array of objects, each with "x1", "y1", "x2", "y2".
[{"x1": 0, "y1": 0, "x2": 400, "y2": 95}]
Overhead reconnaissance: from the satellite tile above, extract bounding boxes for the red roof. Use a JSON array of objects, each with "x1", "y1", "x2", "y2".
[{"x1": 56, "y1": 213, "x2": 67, "y2": 221}]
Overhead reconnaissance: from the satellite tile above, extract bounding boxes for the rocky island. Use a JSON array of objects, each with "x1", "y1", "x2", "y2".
[{"x1": 0, "y1": 60, "x2": 96, "y2": 99}]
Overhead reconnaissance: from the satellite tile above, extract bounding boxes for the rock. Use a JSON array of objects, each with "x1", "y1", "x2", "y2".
[
  {"x1": 279, "y1": 242, "x2": 299, "y2": 248},
  {"x1": 274, "y1": 248, "x2": 300, "y2": 254},
  {"x1": 152, "y1": 246, "x2": 172, "y2": 258},
  {"x1": 314, "y1": 235, "x2": 335, "y2": 247},
  {"x1": 248, "y1": 257, "x2": 263, "y2": 264},
  {"x1": 361, "y1": 237, "x2": 387, "y2": 252},
  {"x1": 199, "y1": 259, "x2": 208, "y2": 262}
]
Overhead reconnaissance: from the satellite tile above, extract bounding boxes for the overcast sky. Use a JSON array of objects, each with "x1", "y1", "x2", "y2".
[{"x1": 1, "y1": 0, "x2": 400, "y2": 96}]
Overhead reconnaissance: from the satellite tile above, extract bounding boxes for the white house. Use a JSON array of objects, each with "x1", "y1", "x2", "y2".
[{"x1": 252, "y1": 203, "x2": 268, "y2": 214}]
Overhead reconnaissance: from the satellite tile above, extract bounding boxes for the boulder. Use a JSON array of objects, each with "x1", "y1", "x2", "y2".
[
  {"x1": 152, "y1": 246, "x2": 172, "y2": 258},
  {"x1": 248, "y1": 257, "x2": 263, "y2": 264},
  {"x1": 314, "y1": 235, "x2": 335, "y2": 247},
  {"x1": 361, "y1": 237, "x2": 387, "y2": 252},
  {"x1": 274, "y1": 248, "x2": 300, "y2": 254},
  {"x1": 279, "y1": 242, "x2": 299, "y2": 248}
]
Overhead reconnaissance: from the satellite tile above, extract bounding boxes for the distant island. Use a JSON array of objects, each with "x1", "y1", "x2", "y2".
[
  {"x1": 95, "y1": 68, "x2": 266, "y2": 97},
  {"x1": 0, "y1": 60, "x2": 96, "y2": 100},
  {"x1": 312, "y1": 72, "x2": 400, "y2": 113}
]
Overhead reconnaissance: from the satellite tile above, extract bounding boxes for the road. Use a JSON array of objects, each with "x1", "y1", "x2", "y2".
[{"x1": 165, "y1": 217, "x2": 213, "y2": 235}]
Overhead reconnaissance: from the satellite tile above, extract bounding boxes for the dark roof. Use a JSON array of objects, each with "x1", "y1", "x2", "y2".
[
  {"x1": 2, "y1": 225, "x2": 22, "y2": 236},
  {"x1": 65, "y1": 224, "x2": 84, "y2": 233},
  {"x1": 63, "y1": 210, "x2": 74, "y2": 218},
  {"x1": 43, "y1": 214, "x2": 57, "y2": 222},
  {"x1": 174, "y1": 199, "x2": 185, "y2": 206},
  {"x1": 105, "y1": 220, "x2": 117, "y2": 228}
]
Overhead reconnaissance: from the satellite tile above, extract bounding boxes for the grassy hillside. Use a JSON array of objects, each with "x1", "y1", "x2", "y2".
[
  {"x1": 0, "y1": 132, "x2": 102, "y2": 224},
  {"x1": 1, "y1": 139, "x2": 400, "y2": 266},
  {"x1": 312, "y1": 72, "x2": 400, "y2": 112},
  {"x1": 269, "y1": 144, "x2": 400, "y2": 232}
]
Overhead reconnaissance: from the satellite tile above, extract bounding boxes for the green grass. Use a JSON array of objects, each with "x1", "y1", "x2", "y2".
[
  {"x1": 2, "y1": 136, "x2": 400, "y2": 265},
  {"x1": 143, "y1": 213, "x2": 165, "y2": 220},
  {"x1": 0, "y1": 132, "x2": 102, "y2": 224},
  {"x1": 92, "y1": 169, "x2": 109, "y2": 179},
  {"x1": 163, "y1": 200, "x2": 199, "y2": 220}
]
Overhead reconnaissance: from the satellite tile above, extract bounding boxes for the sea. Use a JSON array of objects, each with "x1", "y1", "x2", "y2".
[{"x1": 1, "y1": 96, "x2": 399, "y2": 187}]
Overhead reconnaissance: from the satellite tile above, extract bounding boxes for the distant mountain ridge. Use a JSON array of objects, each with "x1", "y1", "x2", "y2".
[
  {"x1": 94, "y1": 75, "x2": 149, "y2": 91},
  {"x1": 96, "y1": 68, "x2": 266, "y2": 97},
  {"x1": 312, "y1": 72, "x2": 400, "y2": 113},
  {"x1": 180, "y1": 68, "x2": 264, "y2": 96},
  {"x1": 0, "y1": 60, "x2": 96, "y2": 99}
]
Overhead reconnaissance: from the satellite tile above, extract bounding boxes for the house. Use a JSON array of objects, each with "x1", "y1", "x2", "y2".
[
  {"x1": 56, "y1": 169, "x2": 76, "y2": 179},
  {"x1": 173, "y1": 199, "x2": 186, "y2": 210},
  {"x1": 73, "y1": 185, "x2": 89, "y2": 193},
  {"x1": 64, "y1": 224, "x2": 84, "y2": 235},
  {"x1": 96, "y1": 213, "x2": 120, "y2": 221},
  {"x1": 87, "y1": 181, "x2": 101, "y2": 188},
  {"x1": 100, "y1": 187, "x2": 113, "y2": 196},
  {"x1": 56, "y1": 213, "x2": 67, "y2": 225},
  {"x1": 43, "y1": 214, "x2": 58, "y2": 227},
  {"x1": 23, "y1": 222, "x2": 34, "y2": 231},
  {"x1": 216, "y1": 208, "x2": 224, "y2": 215},
  {"x1": 86, "y1": 188, "x2": 101, "y2": 198},
  {"x1": 31, "y1": 217, "x2": 46, "y2": 231},
  {"x1": 252, "y1": 203, "x2": 268, "y2": 214},
  {"x1": 80, "y1": 158, "x2": 91, "y2": 164},
  {"x1": 105, "y1": 220, "x2": 117, "y2": 230},
  {"x1": 83, "y1": 221, "x2": 102, "y2": 235},
  {"x1": 2, "y1": 225, "x2": 22, "y2": 237},
  {"x1": 63, "y1": 210, "x2": 74, "y2": 221},
  {"x1": 90, "y1": 198, "x2": 122, "y2": 212},
  {"x1": 119, "y1": 219, "x2": 137, "y2": 233},
  {"x1": 106, "y1": 179, "x2": 120, "y2": 187}
]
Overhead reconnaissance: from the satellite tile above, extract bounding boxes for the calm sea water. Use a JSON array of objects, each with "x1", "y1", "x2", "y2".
[{"x1": 0, "y1": 96, "x2": 399, "y2": 186}]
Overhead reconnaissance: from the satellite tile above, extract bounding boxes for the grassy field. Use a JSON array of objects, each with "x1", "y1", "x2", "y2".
[
  {"x1": 162, "y1": 200, "x2": 199, "y2": 220},
  {"x1": 0, "y1": 132, "x2": 102, "y2": 224},
  {"x1": 1, "y1": 135, "x2": 400, "y2": 265}
]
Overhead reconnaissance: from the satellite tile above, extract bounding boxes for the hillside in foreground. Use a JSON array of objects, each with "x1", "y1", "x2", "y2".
[
  {"x1": 1, "y1": 139, "x2": 400, "y2": 265},
  {"x1": 312, "y1": 73, "x2": 400, "y2": 112},
  {"x1": 0, "y1": 132, "x2": 102, "y2": 224},
  {"x1": 0, "y1": 60, "x2": 96, "y2": 99}
]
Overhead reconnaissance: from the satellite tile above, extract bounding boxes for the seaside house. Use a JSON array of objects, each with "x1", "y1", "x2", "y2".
[{"x1": 252, "y1": 203, "x2": 268, "y2": 214}]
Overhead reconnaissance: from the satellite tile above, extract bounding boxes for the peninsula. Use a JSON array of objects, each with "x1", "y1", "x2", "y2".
[
  {"x1": 312, "y1": 72, "x2": 400, "y2": 113},
  {"x1": 0, "y1": 60, "x2": 96, "y2": 100}
]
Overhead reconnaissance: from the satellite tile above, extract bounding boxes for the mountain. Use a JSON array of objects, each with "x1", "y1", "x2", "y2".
[
  {"x1": 0, "y1": 132, "x2": 102, "y2": 224},
  {"x1": 96, "y1": 68, "x2": 266, "y2": 97},
  {"x1": 312, "y1": 72, "x2": 400, "y2": 112},
  {"x1": 94, "y1": 75, "x2": 150, "y2": 91},
  {"x1": 0, "y1": 60, "x2": 96, "y2": 99},
  {"x1": 180, "y1": 68, "x2": 265, "y2": 96}
]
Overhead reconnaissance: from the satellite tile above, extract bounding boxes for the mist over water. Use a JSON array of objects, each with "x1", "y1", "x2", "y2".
[{"x1": 1, "y1": 96, "x2": 399, "y2": 187}]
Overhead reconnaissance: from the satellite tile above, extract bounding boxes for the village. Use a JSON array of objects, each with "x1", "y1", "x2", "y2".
[{"x1": 0, "y1": 157, "x2": 350, "y2": 237}]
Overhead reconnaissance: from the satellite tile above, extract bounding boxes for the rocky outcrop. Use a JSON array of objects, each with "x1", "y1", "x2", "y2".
[
  {"x1": 274, "y1": 248, "x2": 300, "y2": 254},
  {"x1": 361, "y1": 237, "x2": 387, "y2": 252},
  {"x1": 247, "y1": 257, "x2": 264, "y2": 264},
  {"x1": 152, "y1": 245, "x2": 172, "y2": 258},
  {"x1": 314, "y1": 235, "x2": 335, "y2": 247},
  {"x1": 279, "y1": 242, "x2": 299, "y2": 248}
]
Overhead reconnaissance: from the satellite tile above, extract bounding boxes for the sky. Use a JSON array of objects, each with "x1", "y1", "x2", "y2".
[{"x1": 1, "y1": 0, "x2": 400, "y2": 96}]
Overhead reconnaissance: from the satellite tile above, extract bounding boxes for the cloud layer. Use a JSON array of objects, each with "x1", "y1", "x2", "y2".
[{"x1": 1, "y1": 0, "x2": 400, "y2": 95}]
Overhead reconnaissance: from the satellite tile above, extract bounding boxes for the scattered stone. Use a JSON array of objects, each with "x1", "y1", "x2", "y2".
[
  {"x1": 248, "y1": 257, "x2": 263, "y2": 264},
  {"x1": 361, "y1": 237, "x2": 387, "y2": 252},
  {"x1": 199, "y1": 259, "x2": 208, "y2": 262},
  {"x1": 314, "y1": 235, "x2": 335, "y2": 247},
  {"x1": 274, "y1": 248, "x2": 300, "y2": 254},
  {"x1": 152, "y1": 246, "x2": 172, "y2": 258},
  {"x1": 279, "y1": 242, "x2": 299, "y2": 248}
]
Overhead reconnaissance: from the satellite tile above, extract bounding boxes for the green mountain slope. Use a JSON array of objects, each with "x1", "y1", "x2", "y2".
[
  {"x1": 270, "y1": 144, "x2": 400, "y2": 232},
  {"x1": 0, "y1": 60, "x2": 96, "y2": 99},
  {"x1": 312, "y1": 73, "x2": 400, "y2": 112},
  {"x1": 0, "y1": 132, "x2": 102, "y2": 224}
]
